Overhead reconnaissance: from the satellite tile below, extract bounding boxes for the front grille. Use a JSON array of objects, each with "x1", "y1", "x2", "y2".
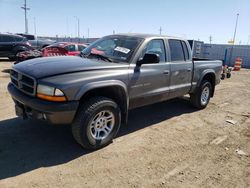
[{"x1": 10, "y1": 69, "x2": 36, "y2": 96}]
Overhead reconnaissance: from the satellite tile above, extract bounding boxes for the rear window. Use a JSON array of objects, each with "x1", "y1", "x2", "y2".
[
  {"x1": 168, "y1": 39, "x2": 185, "y2": 61},
  {"x1": 24, "y1": 35, "x2": 35, "y2": 40}
]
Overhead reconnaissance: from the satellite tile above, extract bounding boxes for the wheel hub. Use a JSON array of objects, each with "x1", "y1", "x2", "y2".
[
  {"x1": 201, "y1": 86, "x2": 210, "y2": 105},
  {"x1": 89, "y1": 110, "x2": 115, "y2": 140},
  {"x1": 95, "y1": 118, "x2": 106, "y2": 129}
]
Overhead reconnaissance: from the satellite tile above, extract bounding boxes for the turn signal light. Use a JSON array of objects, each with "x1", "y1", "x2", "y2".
[{"x1": 37, "y1": 93, "x2": 67, "y2": 102}]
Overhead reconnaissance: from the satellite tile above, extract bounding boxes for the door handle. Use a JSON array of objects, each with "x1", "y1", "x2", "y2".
[
  {"x1": 163, "y1": 70, "x2": 170, "y2": 75},
  {"x1": 187, "y1": 68, "x2": 192, "y2": 72}
]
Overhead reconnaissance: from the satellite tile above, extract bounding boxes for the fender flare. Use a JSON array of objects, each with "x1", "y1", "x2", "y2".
[
  {"x1": 75, "y1": 80, "x2": 129, "y2": 125},
  {"x1": 197, "y1": 69, "x2": 216, "y2": 87}
]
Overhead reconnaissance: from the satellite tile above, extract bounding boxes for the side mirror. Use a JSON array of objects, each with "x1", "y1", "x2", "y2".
[{"x1": 137, "y1": 53, "x2": 160, "y2": 66}]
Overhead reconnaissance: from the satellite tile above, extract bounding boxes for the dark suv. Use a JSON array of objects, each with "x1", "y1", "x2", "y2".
[{"x1": 0, "y1": 33, "x2": 32, "y2": 60}]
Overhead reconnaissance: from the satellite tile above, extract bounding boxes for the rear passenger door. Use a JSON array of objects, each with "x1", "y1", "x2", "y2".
[{"x1": 168, "y1": 39, "x2": 193, "y2": 97}]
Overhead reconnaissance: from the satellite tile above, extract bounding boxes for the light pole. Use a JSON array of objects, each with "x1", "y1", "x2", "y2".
[
  {"x1": 87, "y1": 28, "x2": 90, "y2": 43},
  {"x1": 232, "y1": 13, "x2": 239, "y2": 45},
  {"x1": 33, "y1": 17, "x2": 36, "y2": 36},
  {"x1": 228, "y1": 13, "x2": 239, "y2": 66},
  {"x1": 74, "y1": 16, "x2": 80, "y2": 38},
  {"x1": 21, "y1": 0, "x2": 30, "y2": 34}
]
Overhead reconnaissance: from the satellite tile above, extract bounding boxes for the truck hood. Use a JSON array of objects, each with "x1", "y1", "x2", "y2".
[{"x1": 13, "y1": 56, "x2": 128, "y2": 79}]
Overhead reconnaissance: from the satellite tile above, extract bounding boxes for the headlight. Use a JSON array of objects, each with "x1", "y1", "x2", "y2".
[{"x1": 37, "y1": 84, "x2": 67, "y2": 102}]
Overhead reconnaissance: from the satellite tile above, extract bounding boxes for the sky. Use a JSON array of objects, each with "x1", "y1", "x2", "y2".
[{"x1": 0, "y1": 0, "x2": 250, "y2": 44}]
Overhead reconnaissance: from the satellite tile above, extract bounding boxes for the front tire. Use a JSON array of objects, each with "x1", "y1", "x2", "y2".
[
  {"x1": 190, "y1": 80, "x2": 212, "y2": 109},
  {"x1": 72, "y1": 97, "x2": 121, "y2": 150}
]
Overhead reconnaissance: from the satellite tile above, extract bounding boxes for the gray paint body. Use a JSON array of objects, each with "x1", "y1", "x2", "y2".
[{"x1": 11, "y1": 34, "x2": 222, "y2": 123}]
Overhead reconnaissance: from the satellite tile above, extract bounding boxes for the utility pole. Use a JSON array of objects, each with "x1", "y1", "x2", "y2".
[
  {"x1": 21, "y1": 0, "x2": 30, "y2": 34},
  {"x1": 159, "y1": 26, "x2": 162, "y2": 35},
  {"x1": 33, "y1": 17, "x2": 36, "y2": 36},
  {"x1": 228, "y1": 13, "x2": 239, "y2": 66},
  {"x1": 209, "y1": 35, "x2": 212, "y2": 44},
  {"x1": 87, "y1": 28, "x2": 90, "y2": 43}
]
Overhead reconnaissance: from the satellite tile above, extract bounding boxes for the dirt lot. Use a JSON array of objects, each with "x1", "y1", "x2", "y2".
[{"x1": 0, "y1": 59, "x2": 249, "y2": 188}]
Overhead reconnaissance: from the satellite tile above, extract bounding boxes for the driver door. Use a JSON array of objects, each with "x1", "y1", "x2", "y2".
[{"x1": 128, "y1": 39, "x2": 170, "y2": 109}]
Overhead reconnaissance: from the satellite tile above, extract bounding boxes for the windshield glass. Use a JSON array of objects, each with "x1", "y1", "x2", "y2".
[{"x1": 82, "y1": 36, "x2": 143, "y2": 63}]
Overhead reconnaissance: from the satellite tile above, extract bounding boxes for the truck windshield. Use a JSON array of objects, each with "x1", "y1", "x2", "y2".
[{"x1": 81, "y1": 36, "x2": 143, "y2": 63}]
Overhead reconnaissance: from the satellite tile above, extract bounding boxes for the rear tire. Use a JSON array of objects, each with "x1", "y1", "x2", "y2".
[
  {"x1": 72, "y1": 97, "x2": 121, "y2": 150},
  {"x1": 190, "y1": 80, "x2": 212, "y2": 109}
]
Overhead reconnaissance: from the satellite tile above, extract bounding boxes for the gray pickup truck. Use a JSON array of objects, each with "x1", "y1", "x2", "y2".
[{"x1": 8, "y1": 34, "x2": 222, "y2": 149}]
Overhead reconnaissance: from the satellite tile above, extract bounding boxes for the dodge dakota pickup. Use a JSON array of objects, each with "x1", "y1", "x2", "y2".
[{"x1": 8, "y1": 34, "x2": 222, "y2": 149}]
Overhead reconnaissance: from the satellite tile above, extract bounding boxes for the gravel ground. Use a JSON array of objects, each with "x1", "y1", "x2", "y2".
[{"x1": 0, "y1": 59, "x2": 249, "y2": 188}]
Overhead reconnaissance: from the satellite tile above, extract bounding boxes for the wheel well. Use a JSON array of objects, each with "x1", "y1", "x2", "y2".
[
  {"x1": 202, "y1": 73, "x2": 216, "y2": 97},
  {"x1": 79, "y1": 86, "x2": 128, "y2": 124}
]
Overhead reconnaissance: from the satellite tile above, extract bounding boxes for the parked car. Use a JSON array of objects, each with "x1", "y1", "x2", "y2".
[
  {"x1": 43, "y1": 42, "x2": 88, "y2": 56},
  {"x1": 8, "y1": 34, "x2": 222, "y2": 150},
  {"x1": 15, "y1": 42, "x2": 88, "y2": 62},
  {"x1": 0, "y1": 33, "x2": 32, "y2": 60},
  {"x1": 16, "y1": 33, "x2": 55, "y2": 49}
]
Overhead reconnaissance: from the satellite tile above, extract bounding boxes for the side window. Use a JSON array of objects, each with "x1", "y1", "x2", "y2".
[
  {"x1": 141, "y1": 39, "x2": 166, "y2": 62},
  {"x1": 181, "y1": 41, "x2": 190, "y2": 60},
  {"x1": 15, "y1": 36, "x2": 26, "y2": 42},
  {"x1": 65, "y1": 45, "x2": 76, "y2": 52},
  {"x1": 1, "y1": 35, "x2": 14, "y2": 42},
  {"x1": 78, "y1": 45, "x2": 86, "y2": 51},
  {"x1": 168, "y1": 39, "x2": 185, "y2": 61}
]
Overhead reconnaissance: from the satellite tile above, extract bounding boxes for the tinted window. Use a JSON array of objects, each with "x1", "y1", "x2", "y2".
[
  {"x1": 168, "y1": 39, "x2": 185, "y2": 61},
  {"x1": 15, "y1": 36, "x2": 26, "y2": 42},
  {"x1": 1, "y1": 35, "x2": 15, "y2": 42},
  {"x1": 25, "y1": 35, "x2": 35, "y2": 40},
  {"x1": 181, "y1": 41, "x2": 190, "y2": 60},
  {"x1": 64, "y1": 45, "x2": 76, "y2": 52},
  {"x1": 141, "y1": 39, "x2": 166, "y2": 62}
]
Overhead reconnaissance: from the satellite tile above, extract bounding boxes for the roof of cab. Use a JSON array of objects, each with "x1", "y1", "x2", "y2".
[{"x1": 111, "y1": 33, "x2": 185, "y2": 40}]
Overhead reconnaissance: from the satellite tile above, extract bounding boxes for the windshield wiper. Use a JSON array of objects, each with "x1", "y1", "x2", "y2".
[{"x1": 81, "y1": 52, "x2": 113, "y2": 62}]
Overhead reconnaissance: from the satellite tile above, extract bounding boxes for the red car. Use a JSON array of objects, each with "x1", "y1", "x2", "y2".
[
  {"x1": 16, "y1": 42, "x2": 88, "y2": 63},
  {"x1": 42, "y1": 42, "x2": 88, "y2": 56}
]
